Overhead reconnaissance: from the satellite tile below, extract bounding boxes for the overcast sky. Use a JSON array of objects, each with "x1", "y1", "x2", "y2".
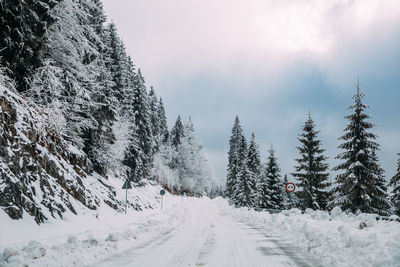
[{"x1": 102, "y1": 0, "x2": 400, "y2": 184}]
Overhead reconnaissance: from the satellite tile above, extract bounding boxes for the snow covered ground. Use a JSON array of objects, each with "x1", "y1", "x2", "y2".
[
  {"x1": 1, "y1": 196, "x2": 399, "y2": 266},
  {"x1": 221, "y1": 201, "x2": 400, "y2": 267}
]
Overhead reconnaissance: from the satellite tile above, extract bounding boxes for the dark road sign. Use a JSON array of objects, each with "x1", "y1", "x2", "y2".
[
  {"x1": 160, "y1": 189, "x2": 166, "y2": 195},
  {"x1": 122, "y1": 179, "x2": 132, "y2": 190},
  {"x1": 123, "y1": 179, "x2": 133, "y2": 214}
]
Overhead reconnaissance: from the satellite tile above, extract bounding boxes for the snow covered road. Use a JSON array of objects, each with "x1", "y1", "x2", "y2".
[
  {"x1": 2, "y1": 196, "x2": 399, "y2": 266},
  {"x1": 96, "y1": 198, "x2": 311, "y2": 267}
]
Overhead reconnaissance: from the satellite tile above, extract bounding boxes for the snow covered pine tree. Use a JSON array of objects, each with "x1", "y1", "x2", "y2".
[
  {"x1": 123, "y1": 70, "x2": 154, "y2": 182},
  {"x1": 234, "y1": 135, "x2": 253, "y2": 207},
  {"x1": 149, "y1": 86, "x2": 161, "y2": 150},
  {"x1": 226, "y1": 116, "x2": 244, "y2": 201},
  {"x1": 331, "y1": 81, "x2": 391, "y2": 215},
  {"x1": 247, "y1": 133, "x2": 261, "y2": 206},
  {"x1": 264, "y1": 146, "x2": 284, "y2": 209},
  {"x1": 292, "y1": 113, "x2": 331, "y2": 210},
  {"x1": 171, "y1": 115, "x2": 185, "y2": 148},
  {"x1": 257, "y1": 146, "x2": 284, "y2": 209},
  {"x1": 157, "y1": 98, "x2": 169, "y2": 143}
]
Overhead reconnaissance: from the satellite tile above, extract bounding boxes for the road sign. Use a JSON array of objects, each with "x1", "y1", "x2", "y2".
[
  {"x1": 122, "y1": 180, "x2": 132, "y2": 189},
  {"x1": 160, "y1": 189, "x2": 166, "y2": 211},
  {"x1": 122, "y1": 179, "x2": 132, "y2": 214},
  {"x1": 286, "y1": 182, "x2": 296, "y2": 193}
]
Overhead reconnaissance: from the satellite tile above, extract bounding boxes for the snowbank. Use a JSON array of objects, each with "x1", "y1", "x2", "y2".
[
  {"x1": 0, "y1": 192, "x2": 183, "y2": 266},
  {"x1": 215, "y1": 198, "x2": 400, "y2": 267}
]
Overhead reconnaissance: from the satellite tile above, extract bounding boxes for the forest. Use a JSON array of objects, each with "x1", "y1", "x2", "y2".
[
  {"x1": 225, "y1": 85, "x2": 400, "y2": 216},
  {"x1": 0, "y1": 0, "x2": 216, "y2": 224}
]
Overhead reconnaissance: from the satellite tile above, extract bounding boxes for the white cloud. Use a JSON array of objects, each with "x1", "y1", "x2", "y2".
[{"x1": 103, "y1": 0, "x2": 400, "y2": 87}]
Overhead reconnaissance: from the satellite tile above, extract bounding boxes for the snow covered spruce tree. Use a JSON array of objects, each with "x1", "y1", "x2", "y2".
[
  {"x1": 233, "y1": 135, "x2": 254, "y2": 207},
  {"x1": 171, "y1": 115, "x2": 185, "y2": 148},
  {"x1": 158, "y1": 98, "x2": 169, "y2": 143},
  {"x1": 390, "y1": 153, "x2": 400, "y2": 216},
  {"x1": 292, "y1": 114, "x2": 331, "y2": 210},
  {"x1": 246, "y1": 133, "x2": 261, "y2": 205},
  {"x1": 226, "y1": 116, "x2": 244, "y2": 199},
  {"x1": 123, "y1": 69, "x2": 154, "y2": 181},
  {"x1": 149, "y1": 86, "x2": 161, "y2": 149},
  {"x1": 123, "y1": 124, "x2": 143, "y2": 182},
  {"x1": 331, "y1": 83, "x2": 391, "y2": 215},
  {"x1": 256, "y1": 163, "x2": 272, "y2": 209},
  {"x1": 257, "y1": 146, "x2": 283, "y2": 209},
  {"x1": 103, "y1": 22, "x2": 132, "y2": 104},
  {"x1": 260, "y1": 146, "x2": 284, "y2": 209}
]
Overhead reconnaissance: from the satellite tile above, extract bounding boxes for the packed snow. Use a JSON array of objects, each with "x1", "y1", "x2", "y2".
[{"x1": 1, "y1": 196, "x2": 399, "y2": 266}]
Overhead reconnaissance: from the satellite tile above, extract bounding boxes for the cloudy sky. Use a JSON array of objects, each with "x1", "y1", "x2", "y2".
[{"x1": 102, "y1": 0, "x2": 400, "y2": 184}]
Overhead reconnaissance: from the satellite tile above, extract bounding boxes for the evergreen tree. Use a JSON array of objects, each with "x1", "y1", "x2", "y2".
[
  {"x1": 103, "y1": 22, "x2": 131, "y2": 104},
  {"x1": 226, "y1": 116, "x2": 243, "y2": 199},
  {"x1": 88, "y1": 15, "x2": 118, "y2": 175},
  {"x1": 265, "y1": 146, "x2": 283, "y2": 209},
  {"x1": 233, "y1": 135, "x2": 253, "y2": 207},
  {"x1": 292, "y1": 114, "x2": 331, "y2": 210},
  {"x1": 88, "y1": 55, "x2": 117, "y2": 175},
  {"x1": 171, "y1": 115, "x2": 185, "y2": 148},
  {"x1": 332, "y1": 83, "x2": 391, "y2": 215},
  {"x1": 390, "y1": 153, "x2": 400, "y2": 216},
  {"x1": 0, "y1": 0, "x2": 61, "y2": 91},
  {"x1": 256, "y1": 162, "x2": 272, "y2": 209},
  {"x1": 148, "y1": 86, "x2": 160, "y2": 149},
  {"x1": 157, "y1": 97, "x2": 169, "y2": 143},
  {"x1": 123, "y1": 69, "x2": 153, "y2": 180},
  {"x1": 247, "y1": 133, "x2": 261, "y2": 205},
  {"x1": 123, "y1": 123, "x2": 143, "y2": 182}
]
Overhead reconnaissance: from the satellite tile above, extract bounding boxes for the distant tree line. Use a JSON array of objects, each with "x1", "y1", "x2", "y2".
[{"x1": 226, "y1": 85, "x2": 399, "y2": 216}]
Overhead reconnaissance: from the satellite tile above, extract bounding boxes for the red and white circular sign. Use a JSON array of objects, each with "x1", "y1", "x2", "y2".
[{"x1": 286, "y1": 182, "x2": 296, "y2": 193}]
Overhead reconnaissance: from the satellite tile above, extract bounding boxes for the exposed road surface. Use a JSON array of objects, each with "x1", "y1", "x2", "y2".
[{"x1": 96, "y1": 199, "x2": 313, "y2": 267}]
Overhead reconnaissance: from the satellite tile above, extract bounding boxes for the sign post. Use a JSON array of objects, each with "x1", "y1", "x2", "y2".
[
  {"x1": 122, "y1": 179, "x2": 132, "y2": 214},
  {"x1": 160, "y1": 189, "x2": 165, "y2": 211}
]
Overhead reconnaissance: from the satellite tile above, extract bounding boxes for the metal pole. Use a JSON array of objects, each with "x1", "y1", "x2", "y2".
[
  {"x1": 161, "y1": 195, "x2": 163, "y2": 211},
  {"x1": 125, "y1": 188, "x2": 128, "y2": 214}
]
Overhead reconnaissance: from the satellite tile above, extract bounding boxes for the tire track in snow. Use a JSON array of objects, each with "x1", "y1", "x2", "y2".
[
  {"x1": 96, "y1": 226, "x2": 181, "y2": 266},
  {"x1": 236, "y1": 220, "x2": 317, "y2": 267},
  {"x1": 195, "y1": 223, "x2": 216, "y2": 266}
]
